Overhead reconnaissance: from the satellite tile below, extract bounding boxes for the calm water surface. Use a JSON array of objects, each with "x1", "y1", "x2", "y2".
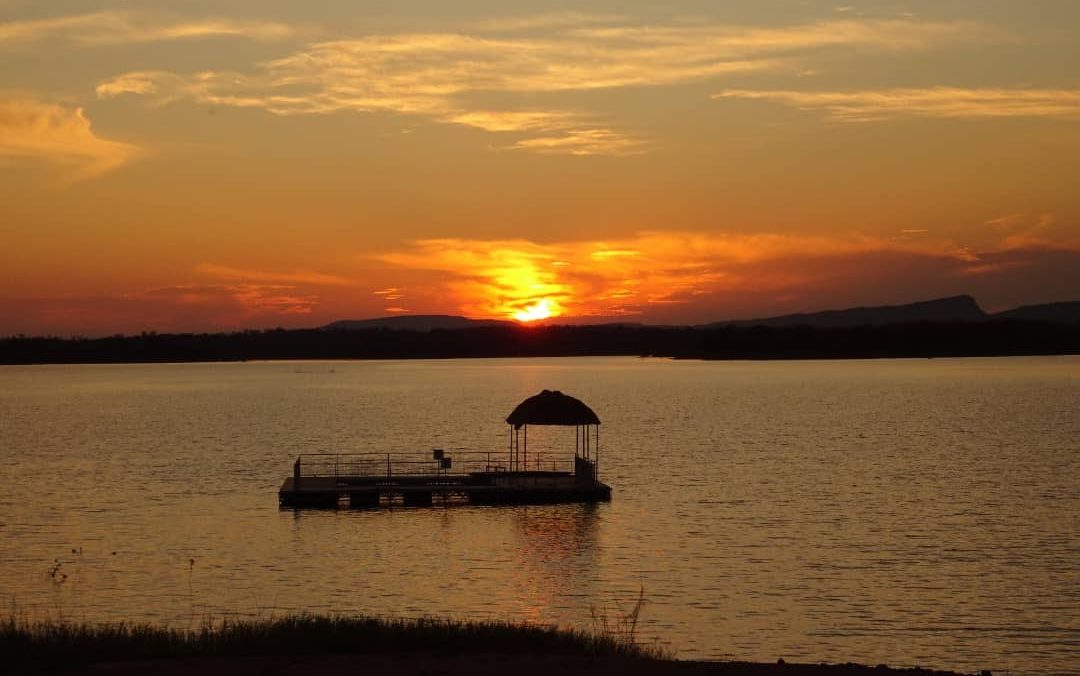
[{"x1": 1, "y1": 357, "x2": 1077, "y2": 674}]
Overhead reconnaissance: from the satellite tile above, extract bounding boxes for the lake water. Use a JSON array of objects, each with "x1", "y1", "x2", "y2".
[{"x1": 0, "y1": 357, "x2": 1077, "y2": 674}]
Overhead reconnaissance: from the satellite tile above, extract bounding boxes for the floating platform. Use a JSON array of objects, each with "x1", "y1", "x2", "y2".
[
  {"x1": 279, "y1": 465, "x2": 611, "y2": 509},
  {"x1": 279, "y1": 390, "x2": 611, "y2": 510}
]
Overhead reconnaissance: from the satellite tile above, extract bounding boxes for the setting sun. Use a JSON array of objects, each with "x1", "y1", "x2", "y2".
[{"x1": 513, "y1": 299, "x2": 558, "y2": 322}]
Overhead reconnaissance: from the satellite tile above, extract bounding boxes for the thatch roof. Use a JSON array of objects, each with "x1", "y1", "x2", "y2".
[{"x1": 506, "y1": 390, "x2": 601, "y2": 429}]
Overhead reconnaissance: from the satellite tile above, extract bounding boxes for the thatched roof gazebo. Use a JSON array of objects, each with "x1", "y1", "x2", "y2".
[{"x1": 505, "y1": 390, "x2": 601, "y2": 476}]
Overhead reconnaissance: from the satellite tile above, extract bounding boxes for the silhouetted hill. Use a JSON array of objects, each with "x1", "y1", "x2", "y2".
[
  {"x1": 325, "y1": 315, "x2": 513, "y2": 331},
  {"x1": 6, "y1": 296, "x2": 1080, "y2": 364},
  {"x1": 709, "y1": 295, "x2": 988, "y2": 328},
  {"x1": 3, "y1": 319, "x2": 1079, "y2": 364},
  {"x1": 993, "y1": 301, "x2": 1080, "y2": 323}
]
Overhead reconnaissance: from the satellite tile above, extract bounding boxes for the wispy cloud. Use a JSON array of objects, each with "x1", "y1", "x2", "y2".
[
  {"x1": 507, "y1": 129, "x2": 649, "y2": 156},
  {"x1": 373, "y1": 288, "x2": 405, "y2": 300},
  {"x1": 185, "y1": 264, "x2": 361, "y2": 318},
  {"x1": 445, "y1": 110, "x2": 582, "y2": 133},
  {"x1": 981, "y1": 212, "x2": 1063, "y2": 250},
  {"x1": 97, "y1": 17, "x2": 986, "y2": 155},
  {"x1": 560, "y1": 18, "x2": 989, "y2": 54},
  {"x1": 195, "y1": 264, "x2": 353, "y2": 287},
  {"x1": 715, "y1": 87, "x2": 1080, "y2": 121},
  {"x1": 0, "y1": 282, "x2": 324, "y2": 337},
  {"x1": 145, "y1": 284, "x2": 319, "y2": 315},
  {"x1": 0, "y1": 97, "x2": 139, "y2": 179},
  {"x1": 2, "y1": 263, "x2": 362, "y2": 334},
  {"x1": 0, "y1": 11, "x2": 295, "y2": 46},
  {"x1": 471, "y1": 12, "x2": 628, "y2": 33}
]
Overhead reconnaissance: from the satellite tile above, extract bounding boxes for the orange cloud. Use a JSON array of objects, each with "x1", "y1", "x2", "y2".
[
  {"x1": 381, "y1": 241, "x2": 572, "y2": 320},
  {"x1": 0, "y1": 97, "x2": 139, "y2": 179},
  {"x1": 375, "y1": 232, "x2": 963, "y2": 321},
  {"x1": 141, "y1": 284, "x2": 319, "y2": 316},
  {"x1": 195, "y1": 264, "x2": 354, "y2": 287},
  {"x1": 0, "y1": 284, "x2": 320, "y2": 336},
  {"x1": 375, "y1": 229, "x2": 1080, "y2": 323},
  {"x1": 0, "y1": 11, "x2": 295, "y2": 46},
  {"x1": 507, "y1": 129, "x2": 648, "y2": 156},
  {"x1": 96, "y1": 17, "x2": 988, "y2": 155},
  {"x1": 373, "y1": 287, "x2": 405, "y2": 300},
  {"x1": 715, "y1": 87, "x2": 1080, "y2": 121}
]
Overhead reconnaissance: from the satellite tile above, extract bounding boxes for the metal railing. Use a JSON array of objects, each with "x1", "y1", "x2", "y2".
[{"x1": 295, "y1": 451, "x2": 576, "y2": 480}]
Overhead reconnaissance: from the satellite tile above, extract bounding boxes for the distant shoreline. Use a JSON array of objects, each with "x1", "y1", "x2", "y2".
[{"x1": 1, "y1": 320, "x2": 1078, "y2": 365}]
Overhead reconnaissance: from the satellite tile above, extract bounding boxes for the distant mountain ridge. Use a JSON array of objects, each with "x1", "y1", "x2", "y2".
[
  {"x1": 324, "y1": 296, "x2": 1080, "y2": 333},
  {"x1": 709, "y1": 295, "x2": 988, "y2": 328},
  {"x1": 993, "y1": 301, "x2": 1080, "y2": 323},
  {"x1": 7, "y1": 296, "x2": 1080, "y2": 363},
  {"x1": 324, "y1": 315, "x2": 513, "y2": 332}
]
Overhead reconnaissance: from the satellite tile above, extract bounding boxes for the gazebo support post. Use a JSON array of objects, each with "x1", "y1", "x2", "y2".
[{"x1": 596, "y1": 424, "x2": 600, "y2": 479}]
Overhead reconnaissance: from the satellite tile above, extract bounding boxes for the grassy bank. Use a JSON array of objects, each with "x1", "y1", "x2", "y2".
[
  {"x1": 1, "y1": 614, "x2": 980, "y2": 676},
  {"x1": 1, "y1": 614, "x2": 661, "y2": 671}
]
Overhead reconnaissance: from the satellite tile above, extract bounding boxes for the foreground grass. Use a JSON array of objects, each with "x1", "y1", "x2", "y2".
[{"x1": 0, "y1": 614, "x2": 664, "y2": 671}]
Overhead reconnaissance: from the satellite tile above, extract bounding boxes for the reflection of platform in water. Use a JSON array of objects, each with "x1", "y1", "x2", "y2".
[{"x1": 279, "y1": 389, "x2": 611, "y2": 509}]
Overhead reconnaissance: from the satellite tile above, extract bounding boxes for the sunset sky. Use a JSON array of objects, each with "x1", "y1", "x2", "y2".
[{"x1": 3, "y1": 0, "x2": 1080, "y2": 335}]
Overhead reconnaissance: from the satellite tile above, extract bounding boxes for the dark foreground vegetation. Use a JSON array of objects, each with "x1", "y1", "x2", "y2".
[
  {"x1": 2, "y1": 320, "x2": 1079, "y2": 364},
  {"x1": 0, "y1": 615, "x2": 973, "y2": 676},
  {"x1": 0, "y1": 614, "x2": 652, "y2": 671}
]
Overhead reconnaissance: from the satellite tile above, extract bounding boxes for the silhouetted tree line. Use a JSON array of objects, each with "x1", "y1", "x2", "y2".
[{"x1": 2, "y1": 320, "x2": 1078, "y2": 364}]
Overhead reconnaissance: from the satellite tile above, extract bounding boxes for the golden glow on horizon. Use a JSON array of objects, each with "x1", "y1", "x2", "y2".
[
  {"x1": 513, "y1": 298, "x2": 557, "y2": 322},
  {"x1": 378, "y1": 231, "x2": 995, "y2": 321},
  {"x1": 6, "y1": 223, "x2": 1080, "y2": 336},
  {"x1": 381, "y1": 242, "x2": 576, "y2": 321}
]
